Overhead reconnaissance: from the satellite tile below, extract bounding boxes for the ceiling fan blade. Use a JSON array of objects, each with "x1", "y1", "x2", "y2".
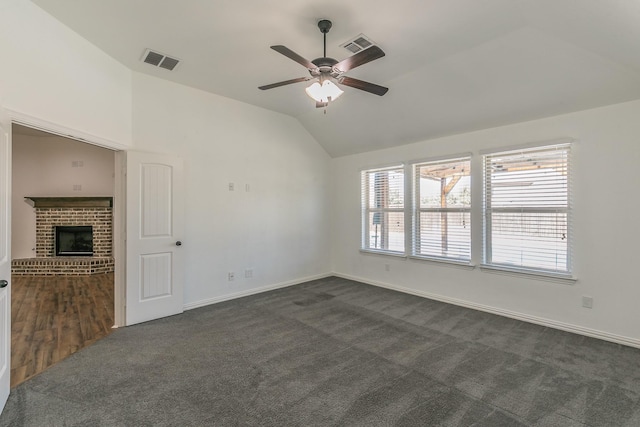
[
  {"x1": 338, "y1": 76, "x2": 389, "y2": 96},
  {"x1": 271, "y1": 45, "x2": 317, "y2": 69},
  {"x1": 333, "y1": 46, "x2": 385, "y2": 73},
  {"x1": 258, "y1": 77, "x2": 312, "y2": 90}
]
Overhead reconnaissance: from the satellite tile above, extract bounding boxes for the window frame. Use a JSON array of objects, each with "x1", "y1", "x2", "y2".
[
  {"x1": 411, "y1": 155, "x2": 472, "y2": 264},
  {"x1": 481, "y1": 140, "x2": 574, "y2": 279},
  {"x1": 360, "y1": 164, "x2": 406, "y2": 256}
]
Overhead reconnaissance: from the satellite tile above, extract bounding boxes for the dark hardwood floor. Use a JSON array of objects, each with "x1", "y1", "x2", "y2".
[{"x1": 10, "y1": 273, "x2": 114, "y2": 387}]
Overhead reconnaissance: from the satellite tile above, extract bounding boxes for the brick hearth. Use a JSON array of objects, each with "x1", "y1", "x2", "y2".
[{"x1": 12, "y1": 197, "x2": 114, "y2": 275}]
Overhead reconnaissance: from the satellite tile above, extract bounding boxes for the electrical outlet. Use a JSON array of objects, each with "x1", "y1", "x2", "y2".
[
  {"x1": 228, "y1": 272, "x2": 235, "y2": 281},
  {"x1": 73, "y1": 184, "x2": 82, "y2": 191},
  {"x1": 582, "y1": 296, "x2": 593, "y2": 309},
  {"x1": 245, "y1": 269, "x2": 253, "y2": 278},
  {"x1": 228, "y1": 182, "x2": 235, "y2": 191}
]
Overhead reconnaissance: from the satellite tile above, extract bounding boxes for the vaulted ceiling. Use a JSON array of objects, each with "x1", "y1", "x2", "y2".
[{"x1": 31, "y1": 0, "x2": 640, "y2": 157}]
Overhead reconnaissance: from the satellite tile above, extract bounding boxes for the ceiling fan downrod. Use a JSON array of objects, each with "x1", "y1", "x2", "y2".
[{"x1": 317, "y1": 19, "x2": 332, "y2": 58}]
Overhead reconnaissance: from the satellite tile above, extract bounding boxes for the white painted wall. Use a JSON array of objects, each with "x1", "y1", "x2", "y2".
[
  {"x1": 331, "y1": 99, "x2": 640, "y2": 345},
  {"x1": 11, "y1": 133, "x2": 115, "y2": 259},
  {"x1": 0, "y1": 0, "x2": 132, "y2": 146},
  {"x1": 132, "y1": 73, "x2": 332, "y2": 306}
]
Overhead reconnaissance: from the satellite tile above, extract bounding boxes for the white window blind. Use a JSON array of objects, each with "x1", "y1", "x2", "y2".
[
  {"x1": 483, "y1": 143, "x2": 571, "y2": 274},
  {"x1": 361, "y1": 165, "x2": 405, "y2": 254},
  {"x1": 413, "y1": 157, "x2": 471, "y2": 261}
]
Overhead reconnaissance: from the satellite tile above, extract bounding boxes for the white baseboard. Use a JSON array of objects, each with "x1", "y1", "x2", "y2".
[
  {"x1": 183, "y1": 272, "x2": 333, "y2": 311},
  {"x1": 333, "y1": 272, "x2": 640, "y2": 349}
]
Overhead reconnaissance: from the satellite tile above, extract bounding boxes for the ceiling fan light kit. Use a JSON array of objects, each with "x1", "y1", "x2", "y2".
[
  {"x1": 259, "y1": 19, "x2": 388, "y2": 108},
  {"x1": 305, "y1": 80, "x2": 344, "y2": 103}
]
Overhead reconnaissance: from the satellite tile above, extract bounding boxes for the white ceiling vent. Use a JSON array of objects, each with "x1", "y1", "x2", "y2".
[
  {"x1": 340, "y1": 34, "x2": 375, "y2": 54},
  {"x1": 141, "y1": 49, "x2": 181, "y2": 71}
]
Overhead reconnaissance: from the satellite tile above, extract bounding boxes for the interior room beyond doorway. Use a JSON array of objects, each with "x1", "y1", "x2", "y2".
[{"x1": 10, "y1": 125, "x2": 116, "y2": 386}]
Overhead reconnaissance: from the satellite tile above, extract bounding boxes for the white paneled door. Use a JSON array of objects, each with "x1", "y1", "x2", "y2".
[
  {"x1": 126, "y1": 151, "x2": 184, "y2": 325},
  {"x1": 0, "y1": 112, "x2": 11, "y2": 413}
]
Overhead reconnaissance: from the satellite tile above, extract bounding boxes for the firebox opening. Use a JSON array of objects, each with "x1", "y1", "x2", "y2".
[{"x1": 55, "y1": 226, "x2": 94, "y2": 256}]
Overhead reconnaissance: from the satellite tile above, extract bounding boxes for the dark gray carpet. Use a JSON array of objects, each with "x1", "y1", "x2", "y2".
[{"x1": 2, "y1": 276, "x2": 640, "y2": 426}]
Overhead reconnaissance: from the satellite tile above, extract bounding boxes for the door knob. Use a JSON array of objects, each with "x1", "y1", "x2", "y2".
[
  {"x1": 175, "y1": 241, "x2": 182, "y2": 246},
  {"x1": 0, "y1": 280, "x2": 7, "y2": 288}
]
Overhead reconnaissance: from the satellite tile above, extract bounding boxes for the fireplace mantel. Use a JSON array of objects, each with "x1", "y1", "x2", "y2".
[{"x1": 25, "y1": 196, "x2": 113, "y2": 208}]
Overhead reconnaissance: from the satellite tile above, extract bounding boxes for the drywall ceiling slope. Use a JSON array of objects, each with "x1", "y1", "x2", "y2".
[{"x1": 30, "y1": 0, "x2": 640, "y2": 157}]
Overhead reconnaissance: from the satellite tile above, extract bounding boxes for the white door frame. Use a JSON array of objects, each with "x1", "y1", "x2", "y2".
[
  {"x1": 6, "y1": 110, "x2": 129, "y2": 326},
  {"x1": 0, "y1": 109, "x2": 12, "y2": 412}
]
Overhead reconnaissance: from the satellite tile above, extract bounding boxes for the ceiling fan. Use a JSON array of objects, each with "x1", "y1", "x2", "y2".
[{"x1": 258, "y1": 19, "x2": 389, "y2": 108}]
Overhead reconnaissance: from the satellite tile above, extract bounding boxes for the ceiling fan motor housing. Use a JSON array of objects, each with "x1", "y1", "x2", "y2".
[{"x1": 310, "y1": 57, "x2": 339, "y2": 79}]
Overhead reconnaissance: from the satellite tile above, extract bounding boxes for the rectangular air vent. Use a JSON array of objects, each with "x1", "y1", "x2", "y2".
[
  {"x1": 141, "y1": 49, "x2": 181, "y2": 71},
  {"x1": 340, "y1": 34, "x2": 375, "y2": 54}
]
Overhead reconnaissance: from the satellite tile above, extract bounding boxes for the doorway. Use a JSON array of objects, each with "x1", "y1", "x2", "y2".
[{"x1": 10, "y1": 124, "x2": 118, "y2": 386}]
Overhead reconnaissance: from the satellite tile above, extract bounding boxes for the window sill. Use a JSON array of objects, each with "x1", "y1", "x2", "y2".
[
  {"x1": 479, "y1": 264, "x2": 577, "y2": 284},
  {"x1": 359, "y1": 249, "x2": 407, "y2": 259},
  {"x1": 409, "y1": 256, "x2": 475, "y2": 270}
]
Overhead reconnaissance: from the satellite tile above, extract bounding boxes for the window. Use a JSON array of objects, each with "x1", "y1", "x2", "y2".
[
  {"x1": 361, "y1": 165, "x2": 405, "y2": 254},
  {"x1": 483, "y1": 143, "x2": 571, "y2": 274},
  {"x1": 413, "y1": 157, "x2": 471, "y2": 262}
]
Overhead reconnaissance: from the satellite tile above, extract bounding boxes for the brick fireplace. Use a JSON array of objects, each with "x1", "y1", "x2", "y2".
[{"x1": 12, "y1": 197, "x2": 115, "y2": 275}]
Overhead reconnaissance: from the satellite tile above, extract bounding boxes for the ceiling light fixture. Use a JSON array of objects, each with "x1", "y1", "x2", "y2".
[
  {"x1": 305, "y1": 80, "x2": 344, "y2": 103},
  {"x1": 259, "y1": 19, "x2": 388, "y2": 109}
]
